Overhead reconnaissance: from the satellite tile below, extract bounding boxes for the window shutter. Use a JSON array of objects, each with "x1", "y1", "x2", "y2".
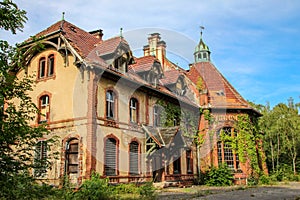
[
  {"x1": 105, "y1": 138, "x2": 117, "y2": 176},
  {"x1": 129, "y1": 142, "x2": 139, "y2": 175}
]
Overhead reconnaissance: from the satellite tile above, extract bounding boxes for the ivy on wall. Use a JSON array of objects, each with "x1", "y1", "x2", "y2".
[{"x1": 219, "y1": 114, "x2": 264, "y2": 176}]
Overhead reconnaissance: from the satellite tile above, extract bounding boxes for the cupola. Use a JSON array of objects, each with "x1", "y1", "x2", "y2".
[{"x1": 194, "y1": 27, "x2": 210, "y2": 63}]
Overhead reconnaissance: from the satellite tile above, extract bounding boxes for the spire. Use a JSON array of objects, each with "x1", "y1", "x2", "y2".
[
  {"x1": 62, "y1": 12, "x2": 65, "y2": 21},
  {"x1": 120, "y1": 27, "x2": 123, "y2": 38},
  {"x1": 194, "y1": 26, "x2": 210, "y2": 63}
]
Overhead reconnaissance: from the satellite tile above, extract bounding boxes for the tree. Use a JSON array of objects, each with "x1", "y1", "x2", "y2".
[
  {"x1": 256, "y1": 99, "x2": 300, "y2": 178},
  {"x1": 0, "y1": 0, "x2": 56, "y2": 198}
]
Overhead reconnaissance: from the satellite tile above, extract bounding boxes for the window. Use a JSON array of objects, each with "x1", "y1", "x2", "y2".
[
  {"x1": 106, "y1": 90, "x2": 115, "y2": 119},
  {"x1": 186, "y1": 149, "x2": 193, "y2": 174},
  {"x1": 39, "y1": 95, "x2": 50, "y2": 123},
  {"x1": 153, "y1": 105, "x2": 161, "y2": 127},
  {"x1": 105, "y1": 137, "x2": 118, "y2": 176},
  {"x1": 66, "y1": 139, "x2": 79, "y2": 175},
  {"x1": 38, "y1": 55, "x2": 55, "y2": 79},
  {"x1": 173, "y1": 151, "x2": 181, "y2": 174},
  {"x1": 39, "y1": 57, "x2": 46, "y2": 78},
  {"x1": 129, "y1": 141, "x2": 139, "y2": 175},
  {"x1": 34, "y1": 140, "x2": 47, "y2": 177},
  {"x1": 48, "y1": 54, "x2": 54, "y2": 76},
  {"x1": 129, "y1": 98, "x2": 138, "y2": 123},
  {"x1": 217, "y1": 127, "x2": 240, "y2": 171}
]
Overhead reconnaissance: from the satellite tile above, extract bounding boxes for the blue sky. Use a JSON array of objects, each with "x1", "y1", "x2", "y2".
[{"x1": 2, "y1": 0, "x2": 300, "y2": 107}]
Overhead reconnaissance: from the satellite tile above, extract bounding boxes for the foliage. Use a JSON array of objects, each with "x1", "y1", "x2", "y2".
[
  {"x1": 50, "y1": 173, "x2": 157, "y2": 200},
  {"x1": 0, "y1": 0, "x2": 27, "y2": 34},
  {"x1": 0, "y1": 172, "x2": 57, "y2": 200},
  {"x1": 204, "y1": 164, "x2": 234, "y2": 186},
  {"x1": 73, "y1": 173, "x2": 114, "y2": 200},
  {"x1": 254, "y1": 99, "x2": 300, "y2": 176},
  {"x1": 0, "y1": 1, "x2": 58, "y2": 199}
]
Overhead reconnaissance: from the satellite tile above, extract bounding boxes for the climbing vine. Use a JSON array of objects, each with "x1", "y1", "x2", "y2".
[
  {"x1": 157, "y1": 100, "x2": 200, "y2": 144},
  {"x1": 219, "y1": 114, "x2": 264, "y2": 177}
]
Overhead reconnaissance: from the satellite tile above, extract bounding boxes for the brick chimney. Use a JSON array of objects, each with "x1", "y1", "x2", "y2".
[{"x1": 143, "y1": 33, "x2": 166, "y2": 69}]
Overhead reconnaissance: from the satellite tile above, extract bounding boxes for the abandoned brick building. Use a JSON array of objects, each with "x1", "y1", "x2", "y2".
[{"x1": 17, "y1": 19, "x2": 264, "y2": 186}]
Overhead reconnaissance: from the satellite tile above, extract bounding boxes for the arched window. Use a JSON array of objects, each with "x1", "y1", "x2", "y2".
[
  {"x1": 129, "y1": 98, "x2": 138, "y2": 123},
  {"x1": 47, "y1": 54, "x2": 55, "y2": 76},
  {"x1": 39, "y1": 57, "x2": 46, "y2": 78},
  {"x1": 106, "y1": 90, "x2": 115, "y2": 119},
  {"x1": 34, "y1": 140, "x2": 47, "y2": 177},
  {"x1": 105, "y1": 137, "x2": 118, "y2": 176},
  {"x1": 66, "y1": 138, "x2": 79, "y2": 175},
  {"x1": 39, "y1": 95, "x2": 50, "y2": 123},
  {"x1": 217, "y1": 127, "x2": 240, "y2": 171},
  {"x1": 38, "y1": 55, "x2": 55, "y2": 79},
  {"x1": 129, "y1": 141, "x2": 139, "y2": 175}
]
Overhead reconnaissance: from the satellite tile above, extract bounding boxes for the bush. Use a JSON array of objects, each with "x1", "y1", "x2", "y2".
[
  {"x1": 73, "y1": 173, "x2": 114, "y2": 200},
  {"x1": 204, "y1": 164, "x2": 234, "y2": 186},
  {"x1": 138, "y1": 182, "x2": 156, "y2": 199}
]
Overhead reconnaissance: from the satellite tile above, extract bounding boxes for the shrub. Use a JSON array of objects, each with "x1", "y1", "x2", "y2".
[
  {"x1": 138, "y1": 182, "x2": 156, "y2": 199},
  {"x1": 73, "y1": 173, "x2": 114, "y2": 200},
  {"x1": 204, "y1": 164, "x2": 234, "y2": 186}
]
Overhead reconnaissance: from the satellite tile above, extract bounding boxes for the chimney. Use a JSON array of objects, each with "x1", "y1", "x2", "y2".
[{"x1": 143, "y1": 33, "x2": 166, "y2": 69}]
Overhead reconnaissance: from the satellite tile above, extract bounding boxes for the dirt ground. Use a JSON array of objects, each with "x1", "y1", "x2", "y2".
[{"x1": 157, "y1": 182, "x2": 300, "y2": 200}]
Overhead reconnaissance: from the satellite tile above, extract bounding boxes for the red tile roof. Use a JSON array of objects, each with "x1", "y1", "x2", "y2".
[
  {"x1": 159, "y1": 69, "x2": 180, "y2": 85},
  {"x1": 188, "y1": 62, "x2": 252, "y2": 109},
  {"x1": 94, "y1": 36, "x2": 129, "y2": 56},
  {"x1": 27, "y1": 20, "x2": 101, "y2": 59},
  {"x1": 129, "y1": 55, "x2": 159, "y2": 73}
]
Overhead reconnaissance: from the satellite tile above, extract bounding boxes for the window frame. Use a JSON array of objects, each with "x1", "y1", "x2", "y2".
[
  {"x1": 153, "y1": 105, "x2": 161, "y2": 127},
  {"x1": 217, "y1": 127, "x2": 240, "y2": 171},
  {"x1": 34, "y1": 140, "x2": 48, "y2": 177},
  {"x1": 65, "y1": 138, "x2": 79, "y2": 175},
  {"x1": 104, "y1": 135, "x2": 119, "y2": 176},
  {"x1": 38, "y1": 54, "x2": 55, "y2": 80},
  {"x1": 129, "y1": 140, "x2": 140, "y2": 175},
  {"x1": 129, "y1": 98, "x2": 138, "y2": 123},
  {"x1": 38, "y1": 94, "x2": 50, "y2": 123},
  {"x1": 106, "y1": 90, "x2": 115, "y2": 120}
]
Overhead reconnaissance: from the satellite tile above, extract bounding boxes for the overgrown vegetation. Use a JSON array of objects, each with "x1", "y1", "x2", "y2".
[
  {"x1": 204, "y1": 164, "x2": 234, "y2": 186},
  {"x1": 251, "y1": 98, "x2": 300, "y2": 182}
]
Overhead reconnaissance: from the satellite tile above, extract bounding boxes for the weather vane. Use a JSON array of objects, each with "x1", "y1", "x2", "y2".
[{"x1": 200, "y1": 26, "x2": 205, "y2": 37}]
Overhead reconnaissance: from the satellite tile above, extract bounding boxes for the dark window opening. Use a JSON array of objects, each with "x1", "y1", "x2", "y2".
[{"x1": 66, "y1": 139, "x2": 79, "y2": 175}]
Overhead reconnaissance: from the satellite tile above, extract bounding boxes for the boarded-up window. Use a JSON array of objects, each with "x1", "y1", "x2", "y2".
[
  {"x1": 105, "y1": 138, "x2": 117, "y2": 176},
  {"x1": 129, "y1": 141, "x2": 139, "y2": 175}
]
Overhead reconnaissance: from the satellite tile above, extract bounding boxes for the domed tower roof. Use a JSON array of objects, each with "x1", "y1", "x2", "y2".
[{"x1": 194, "y1": 27, "x2": 210, "y2": 63}]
